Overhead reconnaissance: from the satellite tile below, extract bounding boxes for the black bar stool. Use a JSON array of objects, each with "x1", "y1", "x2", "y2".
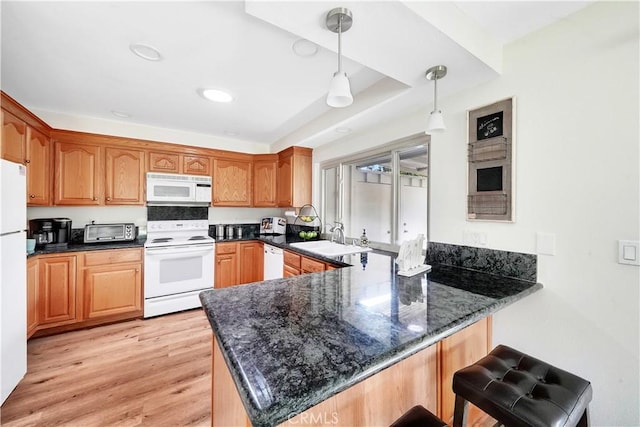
[
  {"x1": 452, "y1": 345, "x2": 592, "y2": 427},
  {"x1": 390, "y1": 405, "x2": 447, "y2": 427}
]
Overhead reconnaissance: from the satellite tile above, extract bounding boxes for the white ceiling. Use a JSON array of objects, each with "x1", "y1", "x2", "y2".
[{"x1": 1, "y1": 1, "x2": 592, "y2": 150}]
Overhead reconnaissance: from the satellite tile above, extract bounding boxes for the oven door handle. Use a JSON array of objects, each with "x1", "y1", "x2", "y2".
[{"x1": 145, "y1": 245, "x2": 214, "y2": 257}]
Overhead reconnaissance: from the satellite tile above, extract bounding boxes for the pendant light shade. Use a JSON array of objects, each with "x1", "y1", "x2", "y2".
[
  {"x1": 327, "y1": 71, "x2": 353, "y2": 108},
  {"x1": 425, "y1": 65, "x2": 447, "y2": 134},
  {"x1": 326, "y1": 8, "x2": 353, "y2": 108}
]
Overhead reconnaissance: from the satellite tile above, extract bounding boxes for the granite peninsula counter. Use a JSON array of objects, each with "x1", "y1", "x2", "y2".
[{"x1": 200, "y1": 249, "x2": 542, "y2": 427}]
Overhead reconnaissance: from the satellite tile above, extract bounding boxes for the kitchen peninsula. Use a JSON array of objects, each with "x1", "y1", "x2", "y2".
[{"x1": 200, "y1": 248, "x2": 542, "y2": 426}]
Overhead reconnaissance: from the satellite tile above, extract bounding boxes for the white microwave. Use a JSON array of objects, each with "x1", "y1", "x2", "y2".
[{"x1": 146, "y1": 172, "x2": 212, "y2": 206}]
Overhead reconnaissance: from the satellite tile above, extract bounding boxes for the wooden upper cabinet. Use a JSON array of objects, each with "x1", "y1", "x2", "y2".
[
  {"x1": 277, "y1": 147, "x2": 312, "y2": 208},
  {"x1": 25, "y1": 126, "x2": 51, "y2": 206},
  {"x1": 54, "y1": 141, "x2": 103, "y2": 205},
  {"x1": 183, "y1": 155, "x2": 210, "y2": 176},
  {"x1": 148, "y1": 151, "x2": 180, "y2": 174},
  {"x1": 1, "y1": 109, "x2": 27, "y2": 164},
  {"x1": 105, "y1": 147, "x2": 145, "y2": 205},
  {"x1": 253, "y1": 155, "x2": 277, "y2": 207},
  {"x1": 213, "y1": 158, "x2": 252, "y2": 206}
]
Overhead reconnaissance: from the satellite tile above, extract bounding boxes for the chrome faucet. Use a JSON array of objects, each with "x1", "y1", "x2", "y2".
[{"x1": 330, "y1": 222, "x2": 346, "y2": 245}]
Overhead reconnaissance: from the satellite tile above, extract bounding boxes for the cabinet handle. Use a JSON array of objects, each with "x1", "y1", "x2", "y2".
[
  {"x1": 29, "y1": 194, "x2": 35, "y2": 198},
  {"x1": 135, "y1": 269, "x2": 139, "y2": 272},
  {"x1": 106, "y1": 197, "x2": 111, "y2": 201},
  {"x1": 24, "y1": 159, "x2": 30, "y2": 164}
]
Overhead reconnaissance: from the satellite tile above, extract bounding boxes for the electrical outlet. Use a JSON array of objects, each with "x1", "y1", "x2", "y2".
[{"x1": 463, "y1": 231, "x2": 488, "y2": 247}]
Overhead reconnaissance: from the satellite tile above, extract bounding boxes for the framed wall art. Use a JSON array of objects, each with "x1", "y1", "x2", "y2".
[{"x1": 467, "y1": 97, "x2": 515, "y2": 222}]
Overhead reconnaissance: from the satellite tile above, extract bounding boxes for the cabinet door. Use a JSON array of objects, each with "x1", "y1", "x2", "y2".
[
  {"x1": 253, "y1": 159, "x2": 277, "y2": 207},
  {"x1": 213, "y1": 159, "x2": 252, "y2": 206},
  {"x1": 439, "y1": 317, "x2": 491, "y2": 424},
  {"x1": 276, "y1": 154, "x2": 293, "y2": 207},
  {"x1": 215, "y1": 253, "x2": 238, "y2": 288},
  {"x1": 54, "y1": 142, "x2": 103, "y2": 205},
  {"x1": 27, "y1": 257, "x2": 39, "y2": 338},
  {"x1": 1, "y1": 109, "x2": 26, "y2": 164},
  {"x1": 148, "y1": 151, "x2": 180, "y2": 173},
  {"x1": 83, "y1": 262, "x2": 142, "y2": 319},
  {"x1": 39, "y1": 256, "x2": 76, "y2": 326},
  {"x1": 239, "y1": 242, "x2": 264, "y2": 284},
  {"x1": 291, "y1": 152, "x2": 312, "y2": 208},
  {"x1": 301, "y1": 256, "x2": 325, "y2": 274},
  {"x1": 105, "y1": 147, "x2": 145, "y2": 205},
  {"x1": 283, "y1": 264, "x2": 300, "y2": 277},
  {"x1": 25, "y1": 127, "x2": 51, "y2": 206},
  {"x1": 183, "y1": 155, "x2": 210, "y2": 175}
]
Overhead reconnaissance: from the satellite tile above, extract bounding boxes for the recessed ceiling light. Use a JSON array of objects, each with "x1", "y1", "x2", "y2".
[
  {"x1": 198, "y1": 88, "x2": 234, "y2": 103},
  {"x1": 335, "y1": 127, "x2": 352, "y2": 134},
  {"x1": 111, "y1": 110, "x2": 131, "y2": 118},
  {"x1": 292, "y1": 39, "x2": 318, "y2": 57},
  {"x1": 129, "y1": 43, "x2": 163, "y2": 61}
]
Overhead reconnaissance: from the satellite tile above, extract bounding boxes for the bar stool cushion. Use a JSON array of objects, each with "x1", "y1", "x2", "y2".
[
  {"x1": 453, "y1": 345, "x2": 592, "y2": 427},
  {"x1": 390, "y1": 405, "x2": 447, "y2": 427}
]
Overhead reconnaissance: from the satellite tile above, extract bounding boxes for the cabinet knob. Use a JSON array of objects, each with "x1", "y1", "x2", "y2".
[
  {"x1": 25, "y1": 159, "x2": 30, "y2": 164},
  {"x1": 106, "y1": 197, "x2": 111, "y2": 201},
  {"x1": 135, "y1": 269, "x2": 139, "y2": 272},
  {"x1": 29, "y1": 194, "x2": 35, "y2": 198},
  {"x1": 93, "y1": 197, "x2": 98, "y2": 201}
]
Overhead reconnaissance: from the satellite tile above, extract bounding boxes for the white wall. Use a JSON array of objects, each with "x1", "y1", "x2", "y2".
[
  {"x1": 315, "y1": 2, "x2": 639, "y2": 425},
  {"x1": 27, "y1": 206, "x2": 286, "y2": 228}
]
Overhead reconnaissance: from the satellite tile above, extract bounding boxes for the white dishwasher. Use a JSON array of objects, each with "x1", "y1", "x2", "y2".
[{"x1": 263, "y1": 244, "x2": 284, "y2": 280}]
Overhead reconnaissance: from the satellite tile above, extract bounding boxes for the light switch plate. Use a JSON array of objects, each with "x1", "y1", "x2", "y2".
[
  {"x1": 618, "y1": 240, "x2": 640, "y2": 266},
  {"x1": 536, "y1": 232, "x2": 556, "y2": 256}
]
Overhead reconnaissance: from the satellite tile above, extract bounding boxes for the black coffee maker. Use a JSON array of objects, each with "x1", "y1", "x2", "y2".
[{"x1": 30, "y1": 218, "x2": 72, "y2": 247}]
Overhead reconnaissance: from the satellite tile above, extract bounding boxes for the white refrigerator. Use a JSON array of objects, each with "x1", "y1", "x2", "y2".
[{"x1": 0, "y1": 158, "x2": 27, "y2": 404}]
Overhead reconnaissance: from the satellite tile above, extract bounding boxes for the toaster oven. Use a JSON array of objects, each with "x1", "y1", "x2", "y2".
[{"x1": 84, "y1": 223, "x2": 136, "y2": 243}]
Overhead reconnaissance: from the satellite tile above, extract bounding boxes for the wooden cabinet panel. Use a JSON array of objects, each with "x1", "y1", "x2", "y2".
[
  {"x1": 277, "y1": 147, "x2": 312, "y2": 208},
  {"x1": 39, "y1": 256, "x2": 76, "y2": 326},
  {"x1": 105, "y1": 147, "x2": 145, "y2": 205},
  {"x1": 148, "y1": 151, "x2": 180, "y2": 173},
  {"x1": 439, "y1": 317, "x2": 491, "y2": 424},
  {"x1": 213, "y1": 158, "x2": 252, "y2": 206},
  {"x1": 283, "y1": 250, "x2": 301, "y2": 269},
  {"x1": 239, "y1": 242, "x2": 263, "y2": 284},
  {"x1": 301, "y1": 256, "x2": 325, "y2": 274},
  {"x1": 215, "y1": 242, "x2": 238, "y2": 255},
  {"x1": 27, "y1": 258, "x2": 39, "y2": 338},
  {"x1": 1, "y1": 109, "x2": 26, "y2": 164},
  {"x1": 25, "y1": 127, "x2": 51, "y2": 206},
  {"x1": 183, "y1": 155, "x2": 210, "y2": 175},
  {"x1": 215, "y1": 254, "x2": 238, "y2": 288},
  {"x1": 82, "y1": 249, "x2": 142, "y2": 266},
  {"x1": 82, "y1": 262, "x2": 142, "y2": 319},
  {"x1": 253, "y1": 157, "x2": 277, "y2": 207},
  {"x1": 283, "y1": 265, "x2": 300, "y2": 277},
  {"x1": 54, "y1": 142, "x2": 103, "y2": 205}
]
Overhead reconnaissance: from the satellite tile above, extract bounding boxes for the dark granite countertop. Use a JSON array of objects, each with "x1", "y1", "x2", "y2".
[
  {"x1": 199, "y1": 251, "x2": 543, "y2": 426},
  {"x1": 27, "y1": 238, "x2": 146, "y2": 257}
]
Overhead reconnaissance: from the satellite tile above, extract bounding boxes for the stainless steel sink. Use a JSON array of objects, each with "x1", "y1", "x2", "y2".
[{"x1": 289, "y1": 240, "x2": 372, "y2": 257}]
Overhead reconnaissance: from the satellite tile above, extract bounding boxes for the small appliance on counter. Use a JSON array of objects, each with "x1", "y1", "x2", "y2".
[
  {"x1": 29, "y1": 217, "x2": 72, "y2": 247},
  {"x1": 260, "y1": 217, "x2": 286, "y2": 235},
  {"x1": 84, "y1": 223, "x2": 136, "y2": 243}
]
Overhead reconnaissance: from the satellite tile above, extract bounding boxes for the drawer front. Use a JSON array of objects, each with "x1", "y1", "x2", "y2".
[
  {"x1": 216, "y1": 242, "x2": 238, "y2": 255},
  {"x1": 283, "y1": 250, "x2": 301, "y2": 269},
  {"x1": 82, "y1": 248, "x2": 142, "y2": 266},
  {"x1": 283, "y1": 264, "x2": 300, "y2": 277},
  {"x1": 301, "y1": 257, "x2": 325, "y2": 273}
]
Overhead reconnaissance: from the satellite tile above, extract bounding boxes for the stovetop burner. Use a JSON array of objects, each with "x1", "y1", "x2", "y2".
[
  {"x1": 151, "y1": 238, "x2": 173, "y2": 243},
  {"x1": 188, "y1": 236, "x2": 208, "y2": 241}
]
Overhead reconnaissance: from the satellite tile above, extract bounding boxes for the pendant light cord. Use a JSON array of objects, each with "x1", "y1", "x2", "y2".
[
  {"x1": 337, "y1": 16, "x2": 343, "y2": 73},
  {"x1": 433, "y1": 75, "x2": 438, "y2": 111}
]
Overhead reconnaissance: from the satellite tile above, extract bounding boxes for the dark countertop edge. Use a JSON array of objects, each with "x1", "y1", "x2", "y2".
[
  {"x1": 207, "y1": 272, "x2": 543, "y2": 427},
  {"x1": 27, "y1": 239, "x2": 146, "y2": 257}
]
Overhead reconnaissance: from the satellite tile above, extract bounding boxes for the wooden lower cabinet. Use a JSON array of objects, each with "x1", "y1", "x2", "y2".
[
  {"x1": 285, "y1": 250, "x2": 333, "y2": 276},
  {"x1": 38, "y1": 255, "x2": 77, "y2": 327},
  {"x1": 29, "y1": 248, "x2": 144, "y2": 338},
  {"x1": 26, "y1": 257, "x2": 39, "y2": 338},
  {"x1": 79, "y1": 249, "x2": 143, "y2": 320},
  {"x1": 212, "y1": 318, "x2": 491, "y2": 426},
  {"x1": 215, "y1": 241, "x2": 264, "y2": 287}
]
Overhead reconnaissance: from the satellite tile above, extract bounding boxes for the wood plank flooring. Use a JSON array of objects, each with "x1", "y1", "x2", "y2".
[{"x1": 0, "y1": 309, "x2": 212, "y2": 427}]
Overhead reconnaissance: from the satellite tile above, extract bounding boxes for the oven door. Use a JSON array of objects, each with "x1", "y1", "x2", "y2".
[{"x1": 144, "y1": 243, "x2": 214, "y2": 298}]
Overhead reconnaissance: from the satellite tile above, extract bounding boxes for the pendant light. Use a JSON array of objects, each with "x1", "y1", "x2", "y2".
[
  {"x1": 425, "y1": 65, "x2": 447, "y2": 133},
  {"x1": 326, "y1": 8, "x2": 353, "y2": 108}
]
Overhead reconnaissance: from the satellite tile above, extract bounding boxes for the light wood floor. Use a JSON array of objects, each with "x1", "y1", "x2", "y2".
[{"x1": 0, "y1": 309, "x2": 212, "y2": 427}]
